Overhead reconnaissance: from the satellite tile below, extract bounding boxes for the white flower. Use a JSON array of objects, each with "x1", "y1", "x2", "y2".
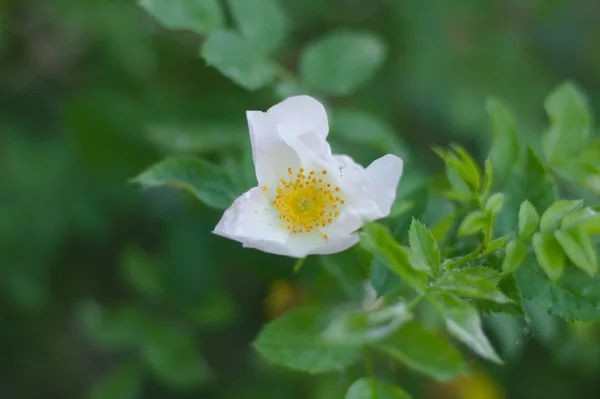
[{"x1": 213, "y1": 95, "x2": 403, "y2": 258}]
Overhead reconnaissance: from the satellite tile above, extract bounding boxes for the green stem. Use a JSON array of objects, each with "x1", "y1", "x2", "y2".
[
  {"x1": 293, "y1": 257, "x2": 306, "y2": 273},
  {"x1": 442, "y1": 245, "x2": 485, "y2": 270}
]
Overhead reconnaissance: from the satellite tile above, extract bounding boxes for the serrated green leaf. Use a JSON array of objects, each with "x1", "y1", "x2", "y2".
[
  {"x1": 346, "y1": 378, "x2": 412, "y2": 399},
  {"x1": 532, "y1": 232, "x2": 564, "y2": 281},
  {"x1": 428, "y1": 292, "x2": 502, "y2": 364},
  {"x1": 139, "y1": 0, "x2": 224, "y2": 35},
  {"x1": 435, "y1": 267, "x2": 510, "y2": 303},
  {"x1": 133, "y1": 156, "x2": 239, "y2": 209},
  {"x1": 502, "y1": 240, "x2": 528, "y2": 275},
  {"x1": 540, "y1": 199, "x2": 583, "y2": 233},
  {"x1": 225, "y1": 0, "x2": 287, "y2": 55},
  {"x1": 323, "y1": 303, "x2": 412, "y2": 345},
  {"x1": 300, "y1": 31, "x2": 387, "y2": 96},
  {"x1": 89, "y1": 364, "x2": 142, "y2": 399},
  {"x1": 516, "y1": 263, "x2": 600, "y2": 321},
  {"x1": 518, "y1": 200, "x2": 539, "y2": 238},
  {"x1": 542, "y1": 81, "x2": 591, "y2": 164},
  {"x1": 201, "y1": 30, "x2": 276, "y2": 90},
  {"x1": 253, "y1": 308, "x2": 361, "y2": 373},
  {"x1": 360, "y1": 224, "x2": 428, "y2": 291},
  {"x1": 555, "y1": 229, "x2": 597, "y2": 277},
  {"x1": 374, "y1": 321, "x2": 466, "y2": 381},
  {"x1": 484, "y1": 193, "x2": 505, "y2": 215},
  {"x1": 457, "y1": 210, "x2": 486, "y2": 237},
  {"x1": 486, "y1": 97, "x2": 519, "y2": 182},
  {"x1": 408, "y1": 219, "x2": 440, "y2": 276},
  {"x1": 476, "y1": 274, "x2": 525, "y2": 316}
]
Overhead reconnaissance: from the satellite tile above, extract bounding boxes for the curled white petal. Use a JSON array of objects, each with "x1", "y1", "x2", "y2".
[{"x1": 365, "y1": 154, "x2": 404, "y2": 216}]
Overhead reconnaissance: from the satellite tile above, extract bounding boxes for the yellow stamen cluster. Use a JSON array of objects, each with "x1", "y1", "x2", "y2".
[{"x1": 263, "y1": 167, "x2": 345, "y2": 238}]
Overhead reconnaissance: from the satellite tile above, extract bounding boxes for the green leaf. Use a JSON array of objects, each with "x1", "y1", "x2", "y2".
[
  {"x1": 435, "y1": 267, "x2": 510, "y2": 303},
  {"x1": 300, "y1": 31, "x2": 387, "y2": 96},
  {"x1": 201, "y1": 30, "x2": 276, "y2": 90},
  {"x1": 539, "y1": 199, "x2": 583, "y2": 233},
  {"x1": 132, "y1": 156, "x2": 239, "y2": 209},
  {"x1": 374, "y1": 321, "x2": 466, "y2": 381},
  {"x1": 225, "y1": 0, "x2": 287, "y2": 55},
  {"x1": 79, "y1": 302, "x2": 148, "y2": 350},
  {"x1": 323, "y1": 303, "x2": 412, "y2": 345},
  {"x1": 481, "y1": 158, "x2": 493, "y2": 198},
  {"x1": 434, "y1": 147, "x2": 480, "y2": 193},
  {"x1": 483, "y1": 233, "x2": 512, "y2": 255},
  {"x1": 346, "y1": 378, "x2": 413, "y2": 399},
  {"x1": 457, "y1": 210, "x2": 486, "y2": 237},
  {"x1": 370, "y1": 259, "x2": 404, "y2": 297},
  {"x1": 561, "y1": 207, "x2": 600, "y2": 234},
  {"x1": 486, "y1": 97, "x2": 519, "y2": 182},
  {"x1": 360, "y1": 224, "x2": 428, "y2": 291},
  {"x1": 143, "y1": 323, "x2": 211, "y2": 388},
  {"x1": 532, "y1": 232, "x2": 565, "y2": 281},
  {"x1": 484, "y1": 193, "x2": 505, "y2": 215},
  {"x1": 89, "y1": 364, "x2": 142, "y2": 399},
  {"x1": 428, "y1": 292, "x2": 502, "y2": 364},
  {"x1": 555, "y1": 229, "x2": 597, "y2": 277},
  {"x1": 253, "y1": 308, "x2": 361, "y2": 373},
  {"x1": 542, "y1": 81, "x2": 591, "y2": 164},
  {"x1": 408, "y1": 219, "x2": 440, "y2": 276},
  {"x1": 518, "y1": 200, "x2": 539, "y2": 238},
  {"x1": 475, "y1": 274, "x2": 525, "y2": 316},
  {"x1": 450, "y1": 144, "x2": 481, "y2": 192},
  {"x1": 319, "y1": 248, "x2": 369, "y2": 300},
  {"x1": 502, "y1": 240, "x2": 528, "y2": 274},
  {"x1": 120, "y1": 246, "x2": 163, "y2": 298},
  {"x1": 139, "y1": 0, "x2": 224, "y2": 35},
  {"x1": 516, "y1": 264, "x2": 600, "y2": 322}
]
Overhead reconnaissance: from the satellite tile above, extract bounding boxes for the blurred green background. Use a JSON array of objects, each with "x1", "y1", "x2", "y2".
[{"x1": 1, "y1": 0, "x2": 600, "y2": 398}]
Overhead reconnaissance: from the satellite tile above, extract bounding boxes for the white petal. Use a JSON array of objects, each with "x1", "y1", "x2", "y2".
[
  {"x1": 213, "y1": 187, "x2": 293, "y2": 257},
  {"x1": 307, "y1": 234, "x2": 360, "y2": 255},
  {"x1": 283, "y1": 232, "x2": 360, "y2": 257},
  {"x1": 365, "y1": 154, "x2": 404, "y2": 216},
  {"x1": 266, "y1": 95, "x2": 329, "y2": 139}
]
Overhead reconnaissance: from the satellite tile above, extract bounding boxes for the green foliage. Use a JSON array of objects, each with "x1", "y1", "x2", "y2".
[
  {"x1": 253, "y1": 308, "x2": 361, "y2": 373},
  {"x1": 374, "y1": 321, "x2": 466, "y2": 381},
  {"x1": 139, "y1": 0, "x2": 224, "y2": 35},
  {"x1": 299, "y1": 31, "x2": 387, "y2": 96},
  {"x1": 518, "y1": 200, "x2": 540, "y2": 238},
  {"x1": 346, "y1": 378, "x2": 412, "y2": 399},
  {"x1": 89, "y1": 364, "x2": 142, "y2": 399},
  {"x1": 532, "y1": 232, "x2": 565, "y2": 281},
  {"x1": 484, "y1": 193, "x2": 505, "y2": 215},
  {"x1": 555, "y1": 229, "x2": 597, "y2": 277},
  {"x1": 457, "y1": 211, "x2": 486, "y2": 237},
  {"x1": 502, "y1": 240, "x2": 528, "y2": 274},
  {"x1": 486, "y1": 97, "x2": 519, "y2": 182},
  {"x1": 434, "y1": 267, "x2": 510, "y2": 304},
  {"x1": 540, "y1": 200, "x2": 584, "y2": 233},
  {"x1": 408, "y1": 219, "x2": 440, "y2": 276}
]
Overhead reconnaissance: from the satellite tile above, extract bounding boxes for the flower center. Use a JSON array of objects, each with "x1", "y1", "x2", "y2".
[{"x1": 263, "y1": 167, "x2": 345, "y2": 239}]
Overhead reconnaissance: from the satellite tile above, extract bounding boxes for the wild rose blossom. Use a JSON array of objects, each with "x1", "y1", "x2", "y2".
[{"x1": 213, "y1": 96, "x2": 403, "y2": 258}]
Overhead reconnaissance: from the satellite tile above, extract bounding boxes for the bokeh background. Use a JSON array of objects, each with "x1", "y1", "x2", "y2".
[{"x1": 2, "y1": 0, "x2": 600, "y2": 398}]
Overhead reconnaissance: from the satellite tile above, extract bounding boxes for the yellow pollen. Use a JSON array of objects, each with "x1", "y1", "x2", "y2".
[{"x1": 269, "y1": 167, "x2": 345, "y2": 238}]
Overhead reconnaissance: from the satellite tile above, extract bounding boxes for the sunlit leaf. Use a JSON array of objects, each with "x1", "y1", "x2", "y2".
[
  {"x1": 532, "y1": 232, "x2": 565, "y2": 281},
  {"x1": 346, "y1": 378, "x2": 412, "y2": 399}
]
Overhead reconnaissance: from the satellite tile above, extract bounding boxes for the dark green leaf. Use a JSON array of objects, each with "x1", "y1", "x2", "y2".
[
  {"x1": 532, "y1": 232, "x2": 565, "y2": 281},
  {"x1": 457, "y1": 210, "x2": 486, "y2": 237},
  {"x1": 225, "y1": 0, "x2": 287, "y2": 55},
  {"x1": 300, "y1": 31, "x2": 387, "y2": 95},
  {"x1": 120, "y1": 246, "x2": 163, "y2": 298},
  {"x1": 201, "y1": 30, "x2": 276, "y2": 90},
  {"x1": 539, "y1": 199, "x2": 583, "y2": 233},
  {"x1": 139, "y1": 0, "x2": 224, "y2": 35},
  {"x1": 486, "y1": 97, "x2": 519, "y2": 182},
  {"x1": 253, "y1": 308, "x2": 361, "y2": 373},
  {"x1": 132, "y1": 156, "x2": 239, "y2": 209},
  {"x1": 319, "y1": 248, "x2": 369, "y2": 300},
  {"x1": 518, "y1": 200, "x2": 539, "y2": 238},
  {"x1": 346, "y1": 378, "x2": 413, "y2": 399},
  {"x1": 502, "y1": 240, "x2": 528, "y2": 275},
  {"x1": 555, "y1": 228, "x2": 597, "y2": 277},
  {"x1": 374, "y1": 321, "x2": 466, "y2": 381},
  {"x1": 428, "y1": 292, "x2": 502, "y2": 364},
  {"x1": 370, "y1": 259, "x2": 404, "y2": 297},
  {"x1": 360, "y1": 224, "x2": 428, "y2": 291},
  {"x1": 89, "y1": 364, "x2": 142, "y2": 399},
  {"x1": 435, "y1": 267, "x2": 510, "y2": 303},
  {"x1": 476, "y1": 274, "x2": 525, "y2": 316},
  {"x1": 408, "y1": 219, "x2": 440, "y2": 276}
]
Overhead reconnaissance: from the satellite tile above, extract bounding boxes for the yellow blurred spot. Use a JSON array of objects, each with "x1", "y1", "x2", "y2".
[
  {"x1": 264, "y1": 279, "x2": 303, "y2": 319},
  {"x1": 430, "y1": 371, "x2": 503, "y2": 399}
]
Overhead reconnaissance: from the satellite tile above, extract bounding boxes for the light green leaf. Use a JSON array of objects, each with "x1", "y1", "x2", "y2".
[
  {"x1": 542, "y1": 81, "x2": 591, "y2": 164},
  {"x1": 434, "y1": 147, "x2": 479, "y2": 194},
  {"x1": 457, "y1": 210, "x2": 486, "y2": 237},
  {"x1": 201, "y1": 30, "x2": 276, "y2": 90},
  {"x1": 346, "y1": 378, "x2": 412, "y2": 399},
  {"x1": 518, "y1": 200, "x2": 539, "y2": 238},
  {"x1": 486, "y1": 97, "x2": 519, "y2": 182},
  {"x1": 435, "y1": 267, "x2": 510, "y2": 303},
  {"x1": 300, "y1": 31, "x2": 387, "y2": 96},
  {"x1": 555, "y1": 229, "x2": 597, "y2": 277},
  {"x1": 540, "y1": 199, "x2": 583, "y2": 233},
  {"x1": 408, "y1": 219, "x2": 440, "y2": 276},
  {"x1": 502, "y1": 240, "x2": 528, "y2": 275},
  {"x1": 225, "y1": 0, "x2": 287, "y2": 55},
  {"x1": 561, "y1": 207, "x2": 600, "y2": 234},
  {"x1": 450, "y1": 144, "x2": 481, "y2": 192},
  {"x1": 323, "y1": 303, "x2": 412, "y2": 345},
  {"x1": 516, "y1": 264, "x2": 600, "y2": 322},
  {"x1": 139, "y1": 0, "x2": 224, "y2": 35},
  {"x1": 532, "y1": 232, "x2": 565, "y2": 281},
  {"x1": 484, "y1": 193, "x2": 505, "y2": 215},
  {"x1": 89, "y1": 364, "x2": 142, "y2": 399},
  {"x1": 132, "y1": 156, "x2": 239, "y2": 209},
  {"x1": 360, "y1": 224, "x2": 428, "y2": 291},
  {"x1": 253, "y1": 308, "x2": 361, "y2": 373},
  {"x1": 428, "y1": 292, "x2": 502, "y2": 364},
  {"x1": 374, "y1": 321, "x2": 466, "y2": 381},
  {"x1": 483, "y1": 233, "x2": 512, "y2": 255},
  {"x1": 120, "y1": 246, "x2": 163, "y2": 298},
  {"x1": 482, "y1": 158, "x2": 493, "y2": 198}
]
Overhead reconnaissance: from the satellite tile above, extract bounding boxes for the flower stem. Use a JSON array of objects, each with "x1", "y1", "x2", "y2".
[{"x1": 293, "y1": 257, "x2": 306, "y2": 273}]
